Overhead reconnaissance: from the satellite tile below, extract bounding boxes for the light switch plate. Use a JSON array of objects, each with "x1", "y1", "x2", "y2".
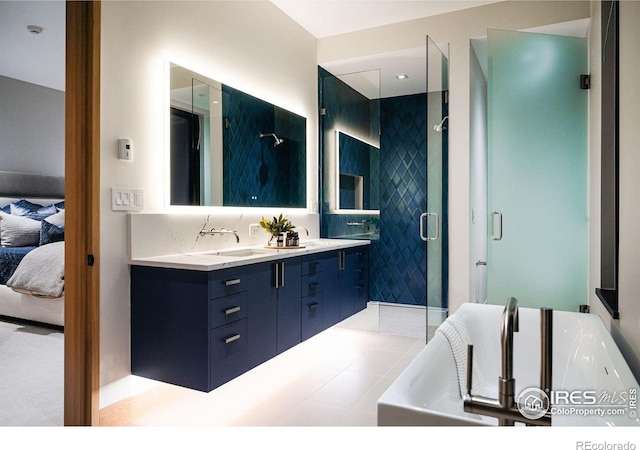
[{"x1": 112, "y1": 188, "x2": 144, "y2": 211}]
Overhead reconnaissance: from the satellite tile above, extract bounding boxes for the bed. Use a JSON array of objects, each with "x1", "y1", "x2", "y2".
[{"x1": 0, "y1": 170, "x2": 65, "y2": 327}]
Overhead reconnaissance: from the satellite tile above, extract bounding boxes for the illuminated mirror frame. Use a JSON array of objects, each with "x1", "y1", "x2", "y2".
[{"x1": 332, "y1": 129, "x2": 380, "y2": 215}]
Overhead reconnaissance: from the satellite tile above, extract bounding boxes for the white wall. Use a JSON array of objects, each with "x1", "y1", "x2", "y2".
[
  {"x1": 318, "y1": 1, "x2": 591, "y2": 314},
  {"x1": 100, "y1": 1, "x2": 318, "y2": 388},
  {"x1": 0, "y1": 75, "x2": 65, "y2": 177},
  {"x1": 589, "y1": 0, "x2": 640, "y2": 380}
]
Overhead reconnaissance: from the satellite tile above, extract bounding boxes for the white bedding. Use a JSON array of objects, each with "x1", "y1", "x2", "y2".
[{"x1": 0, "y1": 195, "x2": 65, "y2": 326}]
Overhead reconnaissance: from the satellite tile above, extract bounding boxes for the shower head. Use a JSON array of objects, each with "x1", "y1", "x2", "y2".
[
  {"x1": 260, "y1": 132, "x2": 284, "y2": 147},
  {"x1": 433, "y1": 116, "x2": 449, "y2": 132}
]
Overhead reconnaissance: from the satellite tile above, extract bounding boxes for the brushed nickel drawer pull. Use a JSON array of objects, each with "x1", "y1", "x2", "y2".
[
  {"x1": 309, "y1": 303, "x2": 319, "y2": 310},
  {"x1": 225, "y1": 278, "x2": 241, "y2": 286},
  {"x1": 224, "y1": 334, "x2": 241, "y2": 344},
  {"x1": 225, "y1": 306, "x2": 241, "y2": 315}
]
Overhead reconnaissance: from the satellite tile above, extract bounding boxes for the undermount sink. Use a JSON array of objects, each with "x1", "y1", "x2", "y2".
[{"x1": 216, "y1": 248, "x2": 269, "y2": 258}]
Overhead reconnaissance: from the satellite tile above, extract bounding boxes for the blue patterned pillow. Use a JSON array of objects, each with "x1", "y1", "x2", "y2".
[
  {"x1": 10, "y1": 199, "x2": 57, "y2": 220},
  {"x1": 55, "y1": 201, "x2": 65, "y2": 211},
  {"x1": 40, "y1": 220, "x2": 65, "y2": 246},
  {"x1": 0, "y1": 204, "x2": 9, "y2": 214}
]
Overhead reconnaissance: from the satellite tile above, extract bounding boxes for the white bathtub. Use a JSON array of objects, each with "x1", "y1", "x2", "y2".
[{"x1": 378, "y1": 303, "x2": 640, "y2": 426}]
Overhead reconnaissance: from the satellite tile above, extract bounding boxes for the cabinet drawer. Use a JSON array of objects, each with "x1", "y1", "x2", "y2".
[
  {"x1": 301, "y1": 294, "x2": 323, "y2": 340},
  {"x1": 209, "y1": 266, "x2": 247, "y2": 299},
  {"x1": 210, "y1": 291, "x2": 248, "y2": 329},
  {"x1": 301, "y1": 272, "x2": 322, "y2": 298},
  {"x1": 352, "y1": 248, "x2": 368, "y2": 264},
  {"x1": 301, "y1": 257, "x2": 323, "y2": 276},
  {"x1": 210, "y1": 319, "x2": 247, "y2": 388}
]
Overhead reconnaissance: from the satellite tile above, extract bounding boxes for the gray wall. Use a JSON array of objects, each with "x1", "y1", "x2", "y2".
[{"x1": 0, "y1": 75, "x2": 64, "y2": 177}]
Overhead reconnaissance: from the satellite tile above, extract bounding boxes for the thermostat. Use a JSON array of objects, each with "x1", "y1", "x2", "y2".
[{"x1": 118, "y1": 138, "x2": 133, "y2": 161}]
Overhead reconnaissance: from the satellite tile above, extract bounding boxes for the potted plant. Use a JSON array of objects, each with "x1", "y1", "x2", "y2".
[{"x1": 259, "y1": 214, "x2": 294, "y2": 246}]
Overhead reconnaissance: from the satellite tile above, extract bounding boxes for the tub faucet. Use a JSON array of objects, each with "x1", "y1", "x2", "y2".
[
  {"x1": 463, "y1": 297, "x2": 552, "y2": 426},
  {"x1": 199, "y1": 227, "x2": 240, "y2": 243},
  {"x1": 499, "y1": 297, "x2": 519, "y2": 425}
]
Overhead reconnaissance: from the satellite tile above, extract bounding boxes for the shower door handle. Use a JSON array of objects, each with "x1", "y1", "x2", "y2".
[
  {"x1": 491, "y1": 211, "x2": 503, "y2": 241},
  {"x1": 420, "y1": 212, "x2": 439, "y2": 242}
]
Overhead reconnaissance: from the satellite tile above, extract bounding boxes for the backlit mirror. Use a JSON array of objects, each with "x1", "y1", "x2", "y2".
[
  {"x1": 169, "y1": 63, "x2": 306, "y2": 207},
  {"x1": 336, "y1": 131, "x2": 380, "y2": 211}
]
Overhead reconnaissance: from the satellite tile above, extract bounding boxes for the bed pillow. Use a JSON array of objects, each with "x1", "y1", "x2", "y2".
[
  {"x1": 0, "y1": 204, "x2": 10, "y2": 214},
  {"x1": 39, "y1": 210, "x2": 65, "y2": 246},
  {"x1": 10, "y1": 199, "x2": 57, "y2": 220},
  {"x1": 55, "y1": 201, "x2": 65, "y2": 211},
  {"x1": 0, "y1": 211, "x2": 41, "y2": 247},
  {"x1": 40, "y1": 220, "x2": 64, "y2": 246}
]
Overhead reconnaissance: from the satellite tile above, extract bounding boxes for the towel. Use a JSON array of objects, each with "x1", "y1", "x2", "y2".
[{"x1": 436, "y1": 315, "x2": 485, "y2": 397}]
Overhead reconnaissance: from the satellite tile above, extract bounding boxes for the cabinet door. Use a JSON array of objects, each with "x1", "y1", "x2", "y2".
[
  {"x1": 246, "y1": 262, "x2": 277, "y2": 369},
  {"x1": 131, "y1": 266, "x2": 210, "y2": 392},
  {"x1": 275, "y1": 258, "x2": 302, "y2": 354},
  {"x1": 210, "y1": 318, "x2": 248, "y2": 389}
]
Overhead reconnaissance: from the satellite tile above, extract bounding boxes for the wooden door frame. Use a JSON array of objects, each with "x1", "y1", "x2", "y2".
[{"x1": 65, "y1": 1, "x2": 101, "y2": 426}]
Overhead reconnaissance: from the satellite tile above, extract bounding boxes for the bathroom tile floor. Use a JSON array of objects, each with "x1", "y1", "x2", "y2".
[{"x1": 100, "y1": 304, "x2": 429, "y2": 427}]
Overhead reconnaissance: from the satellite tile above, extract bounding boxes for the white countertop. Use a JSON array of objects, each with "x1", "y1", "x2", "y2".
[{"x1": 129, "y1": 239, "x2": 370, "y2": 271}]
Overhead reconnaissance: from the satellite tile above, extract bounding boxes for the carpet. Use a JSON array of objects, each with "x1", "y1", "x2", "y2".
[{"x1": 0, "y1": 319, "x2": 63, "y2": 426}]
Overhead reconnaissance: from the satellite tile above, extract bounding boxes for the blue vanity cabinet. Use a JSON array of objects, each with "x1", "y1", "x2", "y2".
[
  {"x1": 274, "y1": 257, "x2": 302, "y2": 353},
  {"x1": 338, "y1": 247, "x2": 370, "y2": 320},
  {"x1": 131, "y1": 264, "x2": 252, "y2": 392},
  {"x1": 130, "y1": 244, "x2": 368, "y2": 393},
  {"x1": 131, "y1": 266, "x2": 212, "y2": 392}
]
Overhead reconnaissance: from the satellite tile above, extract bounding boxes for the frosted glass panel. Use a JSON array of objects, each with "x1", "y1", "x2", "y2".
[{"x1": 487, "y1": 29, "x2": 587, "y2": 311}]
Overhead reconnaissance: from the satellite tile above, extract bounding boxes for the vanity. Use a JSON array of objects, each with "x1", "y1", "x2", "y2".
[
  {"x1": 129, "y1": 62, "x2": 372, "y2": 393},
  {"x1": 130, "y1": 240, "x2": 369, "y2": 392}
]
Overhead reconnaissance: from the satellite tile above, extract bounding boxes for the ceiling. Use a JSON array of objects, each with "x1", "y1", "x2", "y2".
[
  {"x1": 0, "y1": 1, "x2": 65, "y2": 91},
  {"x1": 271, "y1": 0, "x2": 500, "y2": 38},
  {"x1": 0, "y1": 1, "x2": 587, "y2": 99},
  {"x1": 0, "y1": 0, "x2": 499, "y2": 94}
]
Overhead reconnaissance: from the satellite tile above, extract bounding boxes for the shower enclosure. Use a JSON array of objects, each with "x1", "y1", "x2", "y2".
[
  {"x1": 471, "y1": 27, "x2": 588, "y2": 311},
  {"x1": 319, "y1": 36, "x2": 449, "y2": 340}
]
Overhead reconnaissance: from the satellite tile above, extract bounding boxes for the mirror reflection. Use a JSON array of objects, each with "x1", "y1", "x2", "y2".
[
  {"x1": 336, "y1": 131, "x2": 380, "y2": 211},
  {"x1": 169, "y1": 63, "x2": 306, "y2": 207}
]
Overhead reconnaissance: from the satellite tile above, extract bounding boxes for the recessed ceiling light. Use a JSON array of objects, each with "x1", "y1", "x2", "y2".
[
  {"x1": 396, "y1": 74, "x2": 409, "y2": 80},
  {"x1": 27, "y1": 25, "x2": 44, "y2": 35}
]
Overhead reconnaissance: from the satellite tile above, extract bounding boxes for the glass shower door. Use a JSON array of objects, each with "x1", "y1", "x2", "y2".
[
  {"x1": 486, "y1": 29, "x2": 588, "y2": 311},
  {"x1": 424, "y1": 36, "x2": 449, "y2": 340}
]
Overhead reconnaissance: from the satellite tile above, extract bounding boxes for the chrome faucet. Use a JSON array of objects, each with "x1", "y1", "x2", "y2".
[
  {"x1": 463, "y1": 297, "x2": 552, "y2": 426},
  {"x1": 198, "y1": 227, "x2": 240, "y2": 243}
]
